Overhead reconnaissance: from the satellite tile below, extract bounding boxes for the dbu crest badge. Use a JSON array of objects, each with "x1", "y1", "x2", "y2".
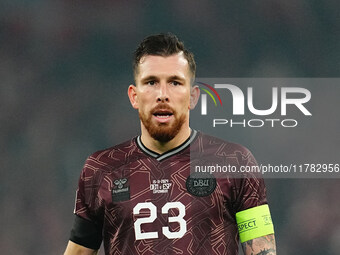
[{"x1": 186, "y1": 172, "x2": 216, "y2": 197}]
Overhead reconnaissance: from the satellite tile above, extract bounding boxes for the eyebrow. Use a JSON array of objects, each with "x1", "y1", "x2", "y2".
[
  {"x1": 140, "y1": 75, "x2": 158, "y2": 83},
  {"x1": 167, "y1": 75, "x2": 186, "y2": 82},
  {"x1": 140, "y1": 75, "x2": 186, "y2": 83}
]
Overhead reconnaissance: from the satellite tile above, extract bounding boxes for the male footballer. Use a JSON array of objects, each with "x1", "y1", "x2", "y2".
[{"x1": 64, "y1": 33, "x2": 276, "y2": 255}]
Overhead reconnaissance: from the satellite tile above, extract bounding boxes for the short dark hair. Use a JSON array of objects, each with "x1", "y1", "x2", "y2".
[{"x1": 133, "y1": 33, "x2": 196, "y2": 81}]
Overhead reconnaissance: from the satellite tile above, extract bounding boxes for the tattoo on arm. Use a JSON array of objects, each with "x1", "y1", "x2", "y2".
[{"x1": 241, "y1": 234, "x2": 276, "y2": 255}]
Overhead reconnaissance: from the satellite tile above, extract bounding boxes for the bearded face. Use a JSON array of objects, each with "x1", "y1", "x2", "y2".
[
  {"x1": 139, "y1": 104, "x2": 186, "y2": 143},
  {"x1": 128, "y1": 53, "x2": 199, "y2": 144}
]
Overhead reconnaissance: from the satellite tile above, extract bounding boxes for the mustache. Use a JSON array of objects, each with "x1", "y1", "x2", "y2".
[{"x1": 151, "y1": 104, "x2": 175, "y2": 114}]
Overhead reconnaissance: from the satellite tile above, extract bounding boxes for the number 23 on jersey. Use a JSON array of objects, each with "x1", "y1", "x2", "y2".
[{"x1": 133, "y1": 202, "x2": 187, "y2": 240}]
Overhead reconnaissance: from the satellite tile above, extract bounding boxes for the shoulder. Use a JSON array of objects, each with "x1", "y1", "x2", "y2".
[
  {"x1": 197, "y1": 131, "x2": 255, "y2": 159},
  {"x1": 82, "y1": 137, "x2": 139, "y2": 174}
]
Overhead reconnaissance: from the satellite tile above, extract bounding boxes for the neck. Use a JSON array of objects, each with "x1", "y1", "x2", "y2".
[{"x1": 140, "y1": 125, "x2": 191, "y2": 154}]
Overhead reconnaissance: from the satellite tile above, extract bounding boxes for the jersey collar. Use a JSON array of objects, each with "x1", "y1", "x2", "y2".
[{"x1": 136, "y1": 129, "x2": 197, "y2": 161}]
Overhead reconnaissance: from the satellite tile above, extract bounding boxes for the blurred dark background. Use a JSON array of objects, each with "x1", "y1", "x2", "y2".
[{"x1": 0, "y1": 1, "x2": 339, "y2": 254}]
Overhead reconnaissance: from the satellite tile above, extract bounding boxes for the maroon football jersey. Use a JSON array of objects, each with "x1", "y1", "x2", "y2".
[{"x1": 73, "y1": 130, "x2": 267, "y2": 255}]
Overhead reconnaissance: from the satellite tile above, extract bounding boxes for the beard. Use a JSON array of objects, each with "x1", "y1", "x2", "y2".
[{"x1": 139, "y1": 105, "x2": 186, "y2": 143}]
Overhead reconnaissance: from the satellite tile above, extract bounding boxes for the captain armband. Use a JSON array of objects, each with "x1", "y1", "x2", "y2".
[{"x1": 236, "y1": 204, "x2": 274, "y2": 243}]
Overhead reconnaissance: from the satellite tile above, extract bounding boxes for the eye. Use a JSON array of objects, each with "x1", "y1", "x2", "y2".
[
  {"x1": 147, "y1": 80, "x2": 156, "y2": 86},
  {"x1": 171, "y1": 81, "x2": 181, "y2": 86}
]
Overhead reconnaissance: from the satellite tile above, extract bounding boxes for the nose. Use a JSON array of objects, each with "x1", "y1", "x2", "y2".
[{"x1": 157, "y1": 82, "x2": 169, "y2": 102}]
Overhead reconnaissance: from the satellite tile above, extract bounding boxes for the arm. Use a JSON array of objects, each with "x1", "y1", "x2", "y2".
[
  {"x1": 232, "y1": 147, "x2": 276, "y2": 254},
  {"x1": 64, "y1": 241, "x2": 99, "y2": 255},
  {"x1": 66, "y1": 157, "x2": 103, "y2": 255},
  {"x1": 241, "y1": 234, "x2": 276, "y2": 255}
]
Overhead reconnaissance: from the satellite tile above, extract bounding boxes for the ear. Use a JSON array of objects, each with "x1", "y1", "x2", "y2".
[
  {"x1": 189, "y1": 85, "x2": 200, "y2": 109},
  {"x1": 128, "y1": 84, "x2": 139, "y2": 109}
]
